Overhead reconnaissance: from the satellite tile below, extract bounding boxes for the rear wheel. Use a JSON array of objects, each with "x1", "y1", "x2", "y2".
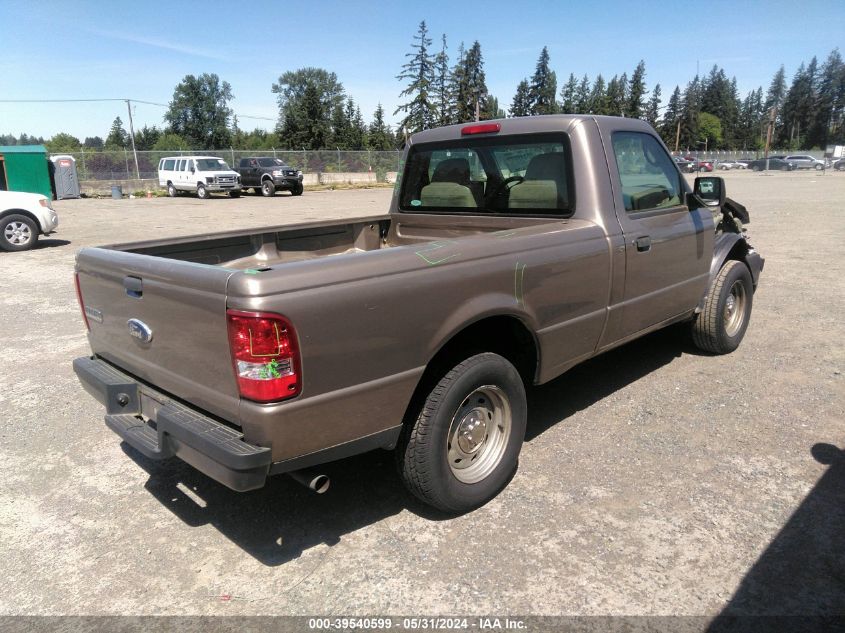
[
  {"x1": 692, "y1": 260, "x2": 754, "y2": 354},
  {"x1": 0, "y1": 214, "x2": 38, "y2": 252},
  {"x1": 261, "y1": 180, "x2": 275, "y2": 197},
  {"x1": 752, "y1": 165, "x2": 761, "y2": 172},
  {"x1": 815, "y1": 164, "x2": 823, "y2": 171},
  {"x1": 196, "y1": 183, "x2": 209, "y2": 199},
  {"x1": 396, "y1": 352, "x2": 527, "y2": 513}
]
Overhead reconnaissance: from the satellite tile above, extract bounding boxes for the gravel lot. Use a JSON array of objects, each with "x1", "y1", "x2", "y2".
[{"x1": 1, "y1": 173, "x2": 843, "y2": 620}]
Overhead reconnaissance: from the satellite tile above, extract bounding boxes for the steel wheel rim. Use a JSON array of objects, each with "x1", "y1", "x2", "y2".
[
  {"x1": 4, "y1": 221, "x2": 32, "y2": 245},
  {"x1": 263, "y1": 182, "x2": 272, "y2": 195},
  {"x1": 446, "y1": 385, "x2": 512, "y2": 484},
  {"x1": 724, "y1": 280, "x2": 747, "y2": 337}
]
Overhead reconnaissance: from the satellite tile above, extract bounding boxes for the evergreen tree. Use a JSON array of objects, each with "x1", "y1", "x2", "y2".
[
  {"x1": 484, "y1": 95, "x2": 505, "y2": 120},
  {"x1": 105, "y1": 117, "x2": 128, "y2": 149},
  {"x1": 809, "y1": 48, "x2": 844, "y2": 148},
  {"x1": 680, "y1": 76, "x2": 702, "y2": 150},
  {"x1": 454, "y1": 41, "x2": 489, "y2": 122},
  {"x1": 367, "y1": 104, "x2": 395, "y2": 150},
  {"x1": 510, "y1": 80, "x2": 531, "y2": 117},
  {"x1": 273, "y1": 67, "x2": 345, "y2": 149},
  {"x1": 645, "y1": 84, "x2": 661, "y2": 128},
  {"x1": 574, "y1": 75, "x2": 591, "y2": 113},
  {"x1": 83, "y1": 136, "x2": 104, "y2": 150},
  {"x1": 432, "y1": 34, "x2": 451, "y2": 127},
  {"x1": 164, "y1": 74, "x2": 234, "y2": 148},
  {"x1": 588, "y1": 75, "x2": 607, "y2": 114},
  {"x1": 763, "y1": 65, "x2": 788, "y2": 136},
  {"x1": 606, "y1": 75, "x2": 625, "y2": 116},
  {"x1": 395, "y1": 20, "x2": 437, "y2": 133},
  {"x1": 560, "y1": 73, "x2": 578, "y2": 114},
  {"x1": 528, "y1": 47, "x2": 557, "y2": 115},
  {"x1": 660, "y1": 85, "x2": 682, "y2": 148},
  {"x1": 331, "y1": 100, "x2": 352, "y2": 148},
  {"x1": 133, "y1": 125, "x2": 160, "y2": 151},
  {"x1": 627, "y1": 61, "x2": 647, "y2": 118}
]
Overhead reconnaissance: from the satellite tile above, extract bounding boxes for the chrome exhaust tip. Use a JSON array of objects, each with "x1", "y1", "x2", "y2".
[{"x1": 288, "y1": 469, "x2": 330, "y2": 494}]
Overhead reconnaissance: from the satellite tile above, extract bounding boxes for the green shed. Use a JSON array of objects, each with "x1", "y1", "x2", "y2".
[{"x1": 0, "y1": 145, "x2": 52, "y2": 199}]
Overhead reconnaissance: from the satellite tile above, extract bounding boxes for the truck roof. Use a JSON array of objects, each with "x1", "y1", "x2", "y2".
[{"x1": 408, "y1": 114, "x2": 656, "y2": 145}]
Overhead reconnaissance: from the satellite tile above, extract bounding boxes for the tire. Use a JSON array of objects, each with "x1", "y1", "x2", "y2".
[
  {"x1": 692, "y1": 260, "x2": 754, "y2": 354},
  {"x1": 396, "y1": 352, "x2": 527, "y2": 513},
  {"x1": 780, "y1": 165, "x2": 789, "y2": 171},
  {"x1": 167, "y1": 183, "x2": 176, "y2": 197},
  {"x1": 229, "y1": 190, "x2": 241, "y2": 198},
  {"x1": 292, "y1": 183, "x2": 304, "y2": 196},
  {"x1": 752, "y1": 165, "x2": 761, "y2": 172},
  {"x1": 196, "y1": 183, "x2": 209, "y2": 199},
  {"x1": 0, "y1": 214, "x2": 39, "y2": 252},
  {"x1": 261, "y1": 180, "x2": 275, "y2": 197},
  {"x1": 815, "y1": 164, "x2": 823, "y2": 171}
]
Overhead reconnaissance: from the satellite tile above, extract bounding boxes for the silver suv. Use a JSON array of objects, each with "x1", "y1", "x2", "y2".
[{"x1": 784, "y1": 155, "x2": 827, "y2": 170}]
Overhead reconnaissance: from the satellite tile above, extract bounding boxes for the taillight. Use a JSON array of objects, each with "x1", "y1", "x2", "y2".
[
  {"x1": 75, "y1": 273, "x2": 89, "y2": 331},
  {"x1": 226, "y1": 310, "x2": 301, "y2": 402}
]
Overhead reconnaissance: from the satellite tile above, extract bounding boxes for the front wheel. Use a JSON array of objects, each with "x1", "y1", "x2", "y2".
[
  {"x1": 815, "y1": 164, "x2": 823, "y2": 171},
  {"x1": 396, "y1": 353, "x2": 527, "y2": 513},
  {"x1": 261, "y1": 180, "x2": 275, "y2": 197},
  {"x1": 167, "y1": 183, "x2": 176, "y2": 197},
  {"x1": 292, "y1": 182, "x2": 304, "y2": 196},
  {"x1": 229, "y1": 190, "x2": 241, "y2": 198},
  {"x1": 692, "y1": 260, "x2": 754, "y2": 354},
  {"x1": 0, "y1": 214, "x2": 38, "y2": 252},
  {"x1": 196, "y1": 183, "x2": 209, "y2": 199}
]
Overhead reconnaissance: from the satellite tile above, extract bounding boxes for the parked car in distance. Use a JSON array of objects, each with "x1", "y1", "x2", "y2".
[
  {"x1": 784, "y1": 155, "x2": 827, "y2": 170},
  {"x1": 685, "y1": 157, "x2": 714, "y2": 172},
  {"x1": 158, "y1": 156, "x2": 242, "y2": 199},
  {"x1": 745, "y1": 157, "x2": 796, "y2": 171},
  {"x1": 0, "y1": 190, "x2": 59, "y2": 251},
  {"x1": 833, "y1": 158, "x2": 845, "y2": 171},
  {"x1": 717, "y1": 160, "x2": 746, "y2": 170},
  {"x1": 673, "y1": 156, "x2": 695, "y2": 172},
  {"x1": 236, "y1": 157, "x2": 304, "y2": 197}
]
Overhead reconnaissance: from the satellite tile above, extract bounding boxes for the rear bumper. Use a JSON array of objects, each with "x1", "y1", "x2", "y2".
[{"x1": 73, "y1": 356, "x2": 270, "y2": 491}]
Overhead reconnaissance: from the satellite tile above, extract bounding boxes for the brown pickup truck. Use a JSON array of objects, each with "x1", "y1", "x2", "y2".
[{"x1": 73, "y1": 115, "x2": 763, "y2": 513}]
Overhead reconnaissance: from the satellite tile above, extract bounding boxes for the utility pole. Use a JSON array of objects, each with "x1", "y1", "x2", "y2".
[
  {"x1": 125, "y1": 99, "x2": 140, "y2": 180},
  {"x1": 764, "y1": 106, "x2": 777, "y2": 171}
]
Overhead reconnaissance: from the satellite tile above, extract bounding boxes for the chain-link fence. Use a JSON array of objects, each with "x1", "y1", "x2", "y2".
[{"x1": 68, "y1": 149, "x2": 404, "y2": 181}]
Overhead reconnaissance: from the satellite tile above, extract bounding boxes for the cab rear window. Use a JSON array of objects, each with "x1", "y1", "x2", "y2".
[{"x1": 399, "y1": 133, "x2": 574, "y2": 216}]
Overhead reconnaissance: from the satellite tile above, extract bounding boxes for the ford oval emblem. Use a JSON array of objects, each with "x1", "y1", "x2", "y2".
[{"x1": 127, "y1": 319, "x2": 153, "y2": 344}]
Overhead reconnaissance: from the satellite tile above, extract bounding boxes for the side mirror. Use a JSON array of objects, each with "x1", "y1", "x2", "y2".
[
  {"x1": 190, "y1": 167, "x2": 195, "y2": 174},
  {"x1": 693, "y1": 176, "x2": 726, "y2": 207}
]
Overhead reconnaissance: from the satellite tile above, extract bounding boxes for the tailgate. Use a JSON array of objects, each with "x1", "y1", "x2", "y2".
[{"x1": 76, "y1": 247, "x2": 240, "y2": 424}]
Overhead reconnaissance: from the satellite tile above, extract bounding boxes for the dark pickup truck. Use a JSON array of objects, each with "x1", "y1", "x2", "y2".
[
  {"x1": 236, "y1": 157, "x2": 304, "y2": 197},
  {"x1": 73, "y1": 115, "x2": 763, "y2": 513}
]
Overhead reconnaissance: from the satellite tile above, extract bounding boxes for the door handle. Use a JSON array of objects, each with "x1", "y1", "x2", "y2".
[{"x1": 634, "y1": 236, "x2": 651, "y2": 252}]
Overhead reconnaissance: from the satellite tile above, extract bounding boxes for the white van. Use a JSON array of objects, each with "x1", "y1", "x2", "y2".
[{"x1": 158, "y1": 156, "x2": 242, "y2": 199}]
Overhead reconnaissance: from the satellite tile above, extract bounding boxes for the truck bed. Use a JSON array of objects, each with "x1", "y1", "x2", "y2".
[{"x1": 101, "y1": 213, "x2": 564, "y2": 270}]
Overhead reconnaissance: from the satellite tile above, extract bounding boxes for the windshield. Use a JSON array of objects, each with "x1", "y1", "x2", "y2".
[
  {"x1": 399, "y1": 133, "x2": 573, "y2": 216},
  {"x1": 258, "y1": 158, "x2": 286, "y2": 167},
  {"x1": 196, "y1": 158, "x2": 230, "y2": 171}
]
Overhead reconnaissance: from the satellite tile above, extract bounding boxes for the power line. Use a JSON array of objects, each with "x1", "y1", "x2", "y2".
[{"x1": 0, "y1": 97, "x2": 275, "y2": 122}]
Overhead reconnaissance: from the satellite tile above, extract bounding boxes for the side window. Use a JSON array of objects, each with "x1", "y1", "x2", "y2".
[
  {"x1": 163, "y1": 159, "x2": 175, "y2": 171},
  {"x1": 177, "y1": 159, "x2": 184, "y2": 171},
  {"x1": 612, "y1": 132, "x2": 682, "y2": 212}
]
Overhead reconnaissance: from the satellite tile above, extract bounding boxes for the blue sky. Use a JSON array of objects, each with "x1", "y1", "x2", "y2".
[{"x1": 0, "y1": 0, "x2": 842, "y2": 140}]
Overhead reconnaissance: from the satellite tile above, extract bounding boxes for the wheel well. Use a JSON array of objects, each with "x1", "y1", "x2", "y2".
[
  {"x1": 0, "y1": 209, "x2": 42, "y2": 234},
  {"x1": 399, "y1": 315, "x2": 539, "y2": 431},
  {"x1": 261, "y1": 175, "x2": 274, "y2": 182}
]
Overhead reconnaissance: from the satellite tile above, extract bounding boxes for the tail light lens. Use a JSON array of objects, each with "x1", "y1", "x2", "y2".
[
  {"x1": 226, "y1": 310, "x2": 301, "y2": 402},
  {"x1": 75, "y1": 273, "x2": 90, "y2": 331}
]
